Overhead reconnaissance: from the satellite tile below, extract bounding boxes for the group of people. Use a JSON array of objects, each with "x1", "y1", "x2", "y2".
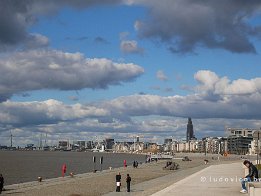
[
  {"x1": 133, "y1": 160, "x2": 139, "y2": 168},
  {"x1": 115, "y1": 172, "x2": 131, "y2": 192}
]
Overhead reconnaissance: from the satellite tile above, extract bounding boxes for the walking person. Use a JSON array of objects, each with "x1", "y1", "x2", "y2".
[
  {"x1": 116, "y1": 172, "x2": 121, "y2": 192},
  {"x1": 240, "y1": 160, "x2": 258, "y2": 194},
  {"x1": 126, "y1": 174, "x2": 131, "y2": 192},
  {"x1": 0, "y1": 174, "x2": 4, "y2": 194}
]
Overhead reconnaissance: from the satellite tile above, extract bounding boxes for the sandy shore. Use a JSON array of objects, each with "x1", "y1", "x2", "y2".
[{"x1": 2, "y1": 154, "x2": 245, "y2": 196}]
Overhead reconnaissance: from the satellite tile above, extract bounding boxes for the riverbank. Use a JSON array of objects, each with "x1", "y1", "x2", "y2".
[
  {"x1": 2, "y1": 154, "x2": 245, "y2": 196},
  {"x1": 0, "y1": 151, "x2": 146, "y2": 185}
]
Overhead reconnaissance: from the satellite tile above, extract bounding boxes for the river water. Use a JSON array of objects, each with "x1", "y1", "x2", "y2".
[{"x1": 0, "y1": 151, "x2": 146, "y2": 185}]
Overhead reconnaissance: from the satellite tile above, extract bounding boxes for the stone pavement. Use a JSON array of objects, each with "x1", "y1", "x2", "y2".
[
  {"x1": 104, "y1": 162, "x2": 244, "y2": 196},
  {"x1": 152, "y1": 162, "x2": 244, "y2": 196}
]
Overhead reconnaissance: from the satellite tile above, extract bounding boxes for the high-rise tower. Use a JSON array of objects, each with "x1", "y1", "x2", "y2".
[{"x1": 186, "y1": 117, "x2": 195, "y2": 142}]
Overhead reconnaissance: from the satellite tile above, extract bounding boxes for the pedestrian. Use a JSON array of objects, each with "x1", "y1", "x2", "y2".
[
  {"x1": 133, "y1": 160, "x2": 136, "y2": 168},
  {"x1": 116, "y1": 172, "x2": 121, "y2": 192},
  {"x1": 62, "y1": 163, "x2": 67, "y2": 177},
  {"x1": 240, "y1": 160, "x2": 258, "y2": 194},
  {"x1": 135, "y1": 161, "x2": 138, "y2": 168},
  {"x1": 126, "y1": 174, "x2": 131, "y2": 192},
  {"x1": 0, "y1": 174, "x2": 4, "y2": 194}
]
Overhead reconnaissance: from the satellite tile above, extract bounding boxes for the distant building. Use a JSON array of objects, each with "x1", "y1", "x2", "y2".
[
  {"x1": 58, "y1": 141, "x2": 70, "y2": 150},
  {"x1": 72, "y1": 141, "x2": 86, "y2": 150},
  {"x1": 58, "y1": 141, "x2": 68, "y2": 148},
  {"x1": 113, "y1": 142, "x2": 131, "y2": 152},
  {"x1": 227, "y1": 127, "x2": 256, "y2": 137},
  {"x1": 225, "y1": 127, "x2": 261, "y2": 155},
  {"x1": 86, "y1": 141, "x2": 94, "y2": 149},
  {"x1": 143, "y1": 142, "x2": 158, "y2": 153},
  {"x1": 249, "y1": 131, "x2": 261, "y2": 155},
  {"x1": 227, "y1": 135, "x2": 252, "y2": 155},
  {"x1": 105, "y1": 138, "x2": 114, "y2": 150},
  {"x1": 164, "y1": 138, "x2": 172, "y2": 144},
  {"x1": 186, "y1": 118, "x2": 196, "y2": 142}
]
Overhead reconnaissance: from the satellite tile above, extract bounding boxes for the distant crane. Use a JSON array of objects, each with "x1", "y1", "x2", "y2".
[{"x1": 10, "y1": 131, "x2": 13, "y2": 147}]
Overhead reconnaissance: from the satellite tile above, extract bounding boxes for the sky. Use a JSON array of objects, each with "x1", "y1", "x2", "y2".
[{"x1": 0, "y1": 0, "x2": 261, "y2": 146}]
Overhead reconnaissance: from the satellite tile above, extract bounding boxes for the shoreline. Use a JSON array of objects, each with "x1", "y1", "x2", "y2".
[
  {"x1": 0, "y1": 150, "x2": 146, "y2": 185},
  {"x1": 2, "y1": 155, "x2": 245, "y2": 196}
]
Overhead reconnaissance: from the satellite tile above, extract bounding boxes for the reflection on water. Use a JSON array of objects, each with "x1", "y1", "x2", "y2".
[{"x1": 0, "y1": 151, "x2": 145, "y2": 185}]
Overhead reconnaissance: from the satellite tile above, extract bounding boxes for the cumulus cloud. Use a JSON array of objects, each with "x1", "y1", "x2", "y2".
[
  {"x1": 130, "y1": 0, "x2": 261, "y2": 54},
  {"x1": 104, "y1": 70, "x2": 261, "y2": 119},
  {"x1": 0, "y1": 49, "x2": 144, "y2": 101},
  {"x1": 0, "y1": 99, "x2": 109, "y2": 127},
  {"x1": 1, "y1": 68, "x2": 261, "y2": 146},
  {"x1": 156, "y1": 70, "x2": 168, "y2": 81},
  {"x1": 194, "y1": 70, "x2": 261, "y2": 95}
]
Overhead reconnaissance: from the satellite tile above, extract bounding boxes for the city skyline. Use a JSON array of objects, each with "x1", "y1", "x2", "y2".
[{"x1": 0, "y1": 1, "x2": 261, "y2": 146}]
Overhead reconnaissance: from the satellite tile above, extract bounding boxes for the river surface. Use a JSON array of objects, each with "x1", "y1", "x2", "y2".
[{"x1": 0, "y1": 151, "x2": 146, "y2": 185}]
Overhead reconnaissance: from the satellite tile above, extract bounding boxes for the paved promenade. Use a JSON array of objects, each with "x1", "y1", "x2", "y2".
[
  {"x1": 104, "y1": 162, "x2": 244, "y2": 196},
  {"x1": 152, "y1": 162, "x2": 244, "y2": 196}
]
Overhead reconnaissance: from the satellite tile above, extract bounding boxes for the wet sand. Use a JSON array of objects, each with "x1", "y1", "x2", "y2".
[{"x1": 2, "y1": 154, "x2": 246, "y2": 196}]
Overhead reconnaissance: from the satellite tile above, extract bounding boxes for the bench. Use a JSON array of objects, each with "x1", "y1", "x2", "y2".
[{"x1": 248, "y1": 182, "x2": 261, "y2": 196}]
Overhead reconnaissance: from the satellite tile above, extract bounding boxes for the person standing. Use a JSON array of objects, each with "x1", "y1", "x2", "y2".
[
  {"x1": 0, "y1": 174, "x2": 4, "y2": 194},
  {"x1": 62, "y1": 163, "x2": 67, "y2": 177},
  {"x1": 240, "y1": 160, "x2": 258, "y2": 194},
  {"x1": 116, "y1": 172, "x2": 121, "y2": 192},
  {"x1": 126, "y1": 174, "x2": 131, "y2": 192}
]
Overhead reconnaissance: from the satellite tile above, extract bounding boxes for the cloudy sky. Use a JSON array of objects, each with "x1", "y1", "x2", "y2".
[{"x1": 0, "y1": 0, "x2": 261, "y2": 146}]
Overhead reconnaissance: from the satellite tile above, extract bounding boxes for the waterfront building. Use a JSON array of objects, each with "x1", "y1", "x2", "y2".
[
  {"x1": 105, "y1": 138, "x2": 114, "y2": 150},
  {"x1": 226, "y1": 127, "x2": 261, "y2": 155},
  {"x1": 227, "y1": 135, "x2": 252, "y2": 155},
  {"x1": 58, "y1": 141, "x2": 69, "y2": 149},
  {"x1": 226, "y1": 127, "x2": 256, "y2": 137},
  {"x1": 249, "y1": 131, "x2": 261, "y2": 155}
]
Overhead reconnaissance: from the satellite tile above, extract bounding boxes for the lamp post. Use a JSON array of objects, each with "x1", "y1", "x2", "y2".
[{"x1": 257, "y1": 131, "x2": 260, "y2": 165}]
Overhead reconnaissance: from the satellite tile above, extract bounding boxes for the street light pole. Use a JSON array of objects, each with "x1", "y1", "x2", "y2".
[{"x1": 257, "y1": 132, "x2": 260, "y2": 165}]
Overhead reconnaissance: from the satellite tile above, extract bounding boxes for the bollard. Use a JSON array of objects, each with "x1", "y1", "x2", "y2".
[
  {"x1": 93, "y1": 156, "x2": 96, "y2": 172},
  {"x1": 100, "y1": 156, "x2": 103, "y2": 171}
]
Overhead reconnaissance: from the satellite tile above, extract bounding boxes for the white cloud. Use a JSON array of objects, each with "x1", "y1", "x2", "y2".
[
  {"x1": 0, "y1": 49, "x2": 144, "y2": 101},
  {"x1": 1, "y1": 70, "x2": 261, "y2": 146},
  {"x1": 195, "y1": 70, "x2": 261, "y2": 95}
]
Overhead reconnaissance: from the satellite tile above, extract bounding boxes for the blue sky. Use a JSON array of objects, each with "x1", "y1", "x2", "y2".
[{"x1": 0, "y1": 0, "x2": 261, "y2": 146}]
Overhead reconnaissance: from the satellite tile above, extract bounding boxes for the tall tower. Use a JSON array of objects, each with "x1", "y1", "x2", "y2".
[{"x1": 186, "y1": 117, "x2": 194, "y2": 142}]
